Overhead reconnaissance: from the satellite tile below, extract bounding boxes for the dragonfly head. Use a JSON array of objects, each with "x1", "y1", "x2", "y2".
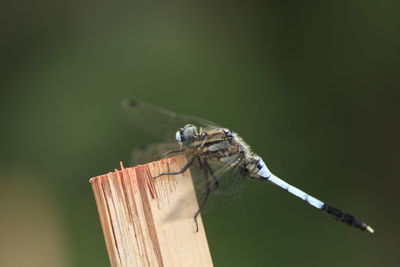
[{"x1": 176, "y1": 124, "x2": 198, "y2": 147}]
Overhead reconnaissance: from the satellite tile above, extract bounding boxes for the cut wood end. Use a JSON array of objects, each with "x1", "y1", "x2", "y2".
[{"x1": 89, "y1": 156, "x2": 213, "y2": 267}]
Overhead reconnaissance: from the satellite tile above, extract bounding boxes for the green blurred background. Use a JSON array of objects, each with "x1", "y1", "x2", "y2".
[{"x1": 1, "y1": 1, "x2": 399, "y2": 266}]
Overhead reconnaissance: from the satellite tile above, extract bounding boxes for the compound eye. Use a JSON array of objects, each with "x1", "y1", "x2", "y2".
[{"x1": 175, "y1": 130, "x2": 184, "y2": 142}]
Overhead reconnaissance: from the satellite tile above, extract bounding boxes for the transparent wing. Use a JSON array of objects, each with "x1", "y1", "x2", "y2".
[
  {"x1": 130, "y1": 142, "x2": 184, "y2": 165},
  {"x1": 121, "y1": 99, "x2": 221, "y2": 142},
  {"x1": 192, "y1": 158, "x2": 247, "y2": 215},
  {"x1": 162, "y1": 157, "x2": 247, "y2": 223}
]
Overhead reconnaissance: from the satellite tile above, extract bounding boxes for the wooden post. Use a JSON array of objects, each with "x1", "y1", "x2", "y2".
[{"x1": 89, "y1": 156, "x2": 213, "y2": 267}]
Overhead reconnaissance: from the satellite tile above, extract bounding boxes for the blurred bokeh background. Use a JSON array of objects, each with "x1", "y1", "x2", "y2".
[{"x1": 1, "y1": 1, "x2": 399, "y2": 266}]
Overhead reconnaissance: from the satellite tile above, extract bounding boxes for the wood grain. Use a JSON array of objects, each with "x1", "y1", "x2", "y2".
[{"x1": 90, "y1": 156, "x2": 213, "y2": 267}]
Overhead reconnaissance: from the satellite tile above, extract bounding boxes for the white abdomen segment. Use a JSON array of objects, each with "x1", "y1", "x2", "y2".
[{"x1": 267, "y1": 174, "x2": 324, "y2": 209}]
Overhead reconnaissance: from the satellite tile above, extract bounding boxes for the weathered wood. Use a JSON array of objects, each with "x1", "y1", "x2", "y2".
[{"x1": 90, "y1": 156, "x2": 213, "y2": 267}]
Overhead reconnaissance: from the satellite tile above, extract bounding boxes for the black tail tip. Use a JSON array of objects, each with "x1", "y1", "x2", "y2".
[{"x1": 322, "y1": 204, "x2": 374, "y2": 234}]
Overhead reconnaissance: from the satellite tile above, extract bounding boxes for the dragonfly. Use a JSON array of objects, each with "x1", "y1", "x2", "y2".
[{"x1": 122, "y1": 99, "x2": 374, "y2": 234}]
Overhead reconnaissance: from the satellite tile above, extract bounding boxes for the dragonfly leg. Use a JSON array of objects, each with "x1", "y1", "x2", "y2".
[
  {"x1": 205, "y1": 161, "x2": 220, "y2": 190},
  {"x1": 160, "y1": 148, "x2": 184, "y2": 158},
  {"x1": 198, "y1": 133, "x2": 210, "y2": 148},
  {"x1": 194, "y1": 186, "x2": 210, "y2": 232},
  {"x1": 194, "y1": 159, "x2": 223, "y2": 232},
  {"x1": 194, "y1": 158, "x2": 211, "y2": 232},
  {"x1": 193, "y1": 156, "x2": 245, "y2": 232},
  {"x1": 153, "y1": 156, "x2": 195, "y2": 179}
]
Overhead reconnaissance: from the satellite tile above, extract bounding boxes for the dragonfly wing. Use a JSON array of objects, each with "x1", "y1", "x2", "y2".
[
  {"x1": 130, "y1": 142, "x2": 184, "y2": 165},
  {"x1": 193, "y1": 159, "x2": 247, "y2": 215},
  {"x1": 121, "y1": 99, "x2": 222, "y2": 141},
  {"x1": 160, "y1": 158, "x2": 247, "y2": 223}
]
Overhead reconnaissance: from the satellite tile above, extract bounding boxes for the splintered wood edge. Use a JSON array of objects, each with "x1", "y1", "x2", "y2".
[{"x1": 89, "y1": 156, "x2": 213, "y2": 267}]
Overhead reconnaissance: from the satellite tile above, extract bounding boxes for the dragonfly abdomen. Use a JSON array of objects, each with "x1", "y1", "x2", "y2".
[
  {"x1": 263, "y1": 173, "x2": 373, "y2": 233},
  {"x1": 266, "y1": 174, "x2": 325, "y2": 209}
]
